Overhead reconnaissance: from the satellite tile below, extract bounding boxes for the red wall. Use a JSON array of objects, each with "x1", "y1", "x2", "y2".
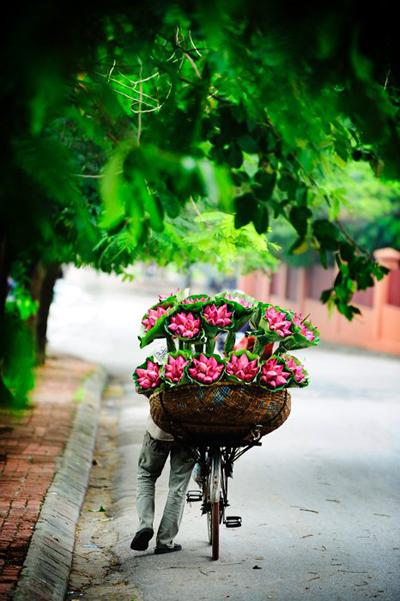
[{"x1": 239, "y1": 248, "x2": 400, "y2": 355}]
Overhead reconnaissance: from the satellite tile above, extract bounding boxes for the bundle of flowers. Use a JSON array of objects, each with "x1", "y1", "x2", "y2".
[
  {"x1": 216, "y1": 293, "x2": 256, "y2": 338},
  {"x1": 179, "y1": 294, "x2": 210, "y2": 310},
  {"x1": 163, "y1": 351, "x2": 190, "y2": 387},
  {"x1": 187, "y1": 353, "x2": 225, "y2": 385},
  {"x1": 201, "y1": 302, "x2": 234, "y2": 353},
  {"x1": 201, "y1": 297, "x2": 254, "y2": 354},
  {"x1": 281, "y1": 313, "x2": 320, "y2": 351},
  {"x1": 259, "y1": 355, "x2": 293, "y2": 391},
  {"x1": 139, "y1": 301, "x2": 176, "y2": 349},
  {"x1": 158, "y1": 291, "x2": 181, "y2": 304},
  {"x1": 203, "y1": 303, "x2": 233, "y2": 329},
  {"x1": 250, "y1": 303, "x2": 320, "y2": 353},
  {"x1": 282, "y1": 353, "x2": 309, "y2": 387},
  {"x1": 142, "y1": 305, "x2": 169, "y2": 332},
  {"x1": 215, "y1": 291, "x2": 256, "y2": 312},
  {"x1": 225, "y1": 350, "x2": 260, "y2": 384},
  {"x1": 133, "y1": 289, "x2": 319, "y2": 397},
  {"x1": 257, "y1": 304, "x2": 295, "y2": 341},
  {"x1": 166, "y1": 310, "x2": 203, "y2": 342},
  {"x1": 133, "y1": 357, "x2": 162, "y2": 395}
]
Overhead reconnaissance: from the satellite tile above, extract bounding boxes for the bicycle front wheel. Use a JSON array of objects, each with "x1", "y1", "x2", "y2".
[
  {"x1": 207, "y1": 505, "x2": 212, "y2": 545},
  {"x1": 211, "y1": 500, "x2": 219, "y2": 560},
  {"x1": 207, "y1": 449, "x2": 221, "y2": 560}
]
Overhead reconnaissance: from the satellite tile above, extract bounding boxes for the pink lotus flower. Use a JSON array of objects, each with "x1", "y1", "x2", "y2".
[
  {"x1": 188, "y1": 354, "x2": 224, "y2": 384},
  {"x1": 135, "y1": 360, "x2": 161, "y2": 390},
  {"x1": 159, "y1": 290, "x2": 180, "y2": 302},
  {"x1": 303, "y1": 329, "x2": 315, "y2": 342},
  {"x1": 225, "y1": 294, "x2": 253, "y2": 308},
  {"x1": 181, "y1": 296, "x2": 209, "y2": 304},
  {"x1": 167, "y1": 311, "x2": 201, "y2": 339},
  {"x1": 292, "y1": 313, "x2": 304, "y2": 327},
  {"x1": 293, "y1": 313, "x2": 315, "y2": 342},
  {"x1": 164, "y1": 355, "x2": 188, "y2": 383},
  {"x1": 203, "y1": 304, "x2": 232, "y2": 327},
  {"x1": 226, "y1": 353, "x2": 259, "y2": 382},
  {"x1": 265, "y1": 306, "x2": 292, "y2": 337},
  {"x1": 260, "y1": 357, "x2": 291, "y2": 389},
  {"x1": 142, "y1": 306, "x2": 167, "y2": 331},
  {"x1": 285, "y1": 356, "x2": 306, "y2": 384}
]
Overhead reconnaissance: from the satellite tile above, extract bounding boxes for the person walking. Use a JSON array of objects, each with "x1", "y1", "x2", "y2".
[{"x1": 130, "y1": 414, "x2": 195, "y2": 554}]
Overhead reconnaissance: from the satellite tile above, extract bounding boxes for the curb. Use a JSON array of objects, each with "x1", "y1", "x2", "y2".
[{"x1": 13, "y1": 366, "x2": 108, "y2": 601}]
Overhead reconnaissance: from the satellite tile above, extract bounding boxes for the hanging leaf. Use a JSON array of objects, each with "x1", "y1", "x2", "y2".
[
  {"x1": 312, "y1": 219, "x2": 342, "y2": 250},
  {"x1": 253, "y1": 171, "x2": 277, "y2": 201},
  {"x1": 289, "y1": 206, "x2": 312, "y2": 238},
  {"x1": 99, "y1": 143, "x2": 133, "y2": 229},
  {"x1": 132, "y1": 170, "x2": 164, "y2": 233},
  {"x1": 234, "y1": 193, "x2": 258, "y2": 228},
  {"x1": 252, "y1": 203, "x2": 269, "y2": 234}
]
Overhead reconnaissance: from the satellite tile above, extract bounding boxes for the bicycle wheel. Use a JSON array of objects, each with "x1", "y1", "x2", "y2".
[
  {"x1": 207, "y1": 503, "x2": 212, "y2": 544},
  {"x1": 207, "y1": 449, "x2": 221, "y2": 560},
  {"x1": 211, "y1": 500, "x2": 219, "y2": 560}
]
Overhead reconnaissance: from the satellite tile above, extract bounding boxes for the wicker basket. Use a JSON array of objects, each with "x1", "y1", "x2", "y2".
[{"x1": 149, "y1": 381, "x2": 291, "y2": 445}]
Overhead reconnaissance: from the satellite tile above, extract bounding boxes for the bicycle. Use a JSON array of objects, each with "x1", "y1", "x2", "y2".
[
  {"x1": 186, "y1": 434, "x2": 262, "y2": 561},
  {"x1": 150, "y1": 383, "x2": 291, "y2": 560}
]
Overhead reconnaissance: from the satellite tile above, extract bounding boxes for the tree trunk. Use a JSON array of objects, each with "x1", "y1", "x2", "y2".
[
  {"x1": 36, "y1": 263, "x2": 62, "y2": 365},
  {"x1": 27, "y1": 261, "x2": 45, "y2": 361}
]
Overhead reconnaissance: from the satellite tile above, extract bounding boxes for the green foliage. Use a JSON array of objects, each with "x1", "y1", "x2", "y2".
[
  {"x1": 79, "y1": 6, "x2": 394, "y2": 320},
  {"x1": 2, "y1": 2, "x2": 400, "y2": 403},
  {"x1": 6, "y1": 262, "x2": 39, "y2": 321},
  {"x1": 145, "y1": 206, "x2": 278, "y2": 275},
  {"x1": 6, "y1": 5, "x2": 397, "y2": 311},
  {"x1": 324, "y1": 162, "x2": 400, "y2": 251},
  {"x1": 270, "y1": 161, "x2": 398, "y2": 314},
  {"x1": 1, "y1": 314, "x2": 36, "y2": 408},
  {"x1": 6, "y1": 287, "x2": 39, "y2": 322}
]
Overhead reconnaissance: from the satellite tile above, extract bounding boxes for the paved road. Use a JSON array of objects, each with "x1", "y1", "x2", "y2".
[{"x1": 49, "y1": 268, "x2": 400, "y2": 601}]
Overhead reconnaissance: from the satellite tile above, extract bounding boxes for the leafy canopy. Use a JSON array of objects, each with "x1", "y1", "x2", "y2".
[{"x1": 3, "y1": 1, "x2": 400, "y2": 308}]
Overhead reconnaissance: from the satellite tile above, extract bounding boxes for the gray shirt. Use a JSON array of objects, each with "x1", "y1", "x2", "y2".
[{"x1": 146, "y1": 414, "x2": 174, "y2": 442}]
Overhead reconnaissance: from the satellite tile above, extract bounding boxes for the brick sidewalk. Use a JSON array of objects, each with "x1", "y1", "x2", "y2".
[{"x1": 0, "y1": 355, "x2": 96, "y2": 600}]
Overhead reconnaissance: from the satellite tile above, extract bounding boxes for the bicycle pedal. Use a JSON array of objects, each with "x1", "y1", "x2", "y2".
[
  {"x1": 225, "y1": 515, "x2": 242, "y2": 528},
  {"x1": 186, "y1": 490, "x2": 202, "y2": 503}
]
